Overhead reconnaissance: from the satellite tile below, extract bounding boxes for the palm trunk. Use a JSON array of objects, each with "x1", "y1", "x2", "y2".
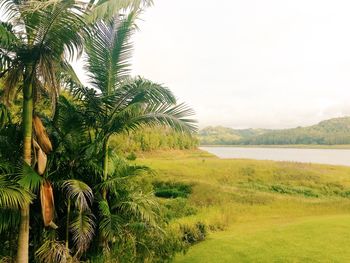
[
  {"x1": 17, "y1": 80, "x2": 33, "y2": 263},
  {"x1": 102, "y1": 139, "x2": 109, "y2": 200}
]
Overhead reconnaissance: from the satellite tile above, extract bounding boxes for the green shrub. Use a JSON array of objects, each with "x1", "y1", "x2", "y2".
[
  {"x1": 126, "y1": 151, "x2": 137, "y2": 160},
  {"x1": 153, "y1": 181, "x2": 192, "y2": 199},
  {"x1": 162, "y1": 198, "x2": 197, "y2": 220},
  {"x1": 269, "y1": 184, "x2": 319, "y2": 197},
  {"x1": 180, "y1": 222, "x2": 207, "y2": 245}
]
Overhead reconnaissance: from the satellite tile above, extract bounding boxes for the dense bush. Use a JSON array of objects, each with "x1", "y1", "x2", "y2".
[
  {"x1": 180, "y1": 222, "x2": 207, "y2": 245},
  {"x1": 153, "y1": 181, "x2": 193, "y2": 198}
]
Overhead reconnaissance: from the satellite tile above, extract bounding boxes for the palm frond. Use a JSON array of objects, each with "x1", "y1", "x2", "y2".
[
  {"x1": 119, "y1": 191, "x2": 159, "y2": 225},
  {"x1": 0, "y1": 174, "x2": 33, "y2": 209},
  {"x1": 85, "y1": 12, "x2": 136, "y2": 94},
  {"x1": 62, "y1": 179, "x2": 93, "y2": 211},
  {"x1": 98, "y1": 200, "x2": 123, "y2": 241},
  {"x1": 35, "y1": 240, "x2": 72, "y2": 263},
  {"x1": 96, "y1": 154, "x2": 153, "y2": 194},
  {"x1": 107, "y1": 102, "x2": 197, "y2": 136},
  {"x1": 109, "y1": 77, "x2": 176, "y2": 113},
  {"x1": 55, "y1": 95, "x2": 87, "y2": 137},
  {"x1": 0, "y1": 103, "x2": 11, "y2": 129},
  {"x1": 0, "y1": 21, "x2": 19, "y2": 49},
  {"x1": 70, "y1": 210, "x2": 95, "y2": 255},
  {"x1": 26, "y1": 1, "x2": 85, "y2": 60},
  {"x1": 0, "y1": 21, "x2": 20, "y2": 85},
  {"x1": 0, "y1": 0, "x2": 21, "y2": 22},
  {"x1": 0, "y1": 208, "x2": 20, "y2": 233},
  {"x1": 17, "y1": 162, "x2": 43, "y2": 193},
  {"x1": 87, "y1": 0, "x2": 153, "y2": 22},
  {"x1": 58, "y1": 60, "x2": 83, "y2": 90}
]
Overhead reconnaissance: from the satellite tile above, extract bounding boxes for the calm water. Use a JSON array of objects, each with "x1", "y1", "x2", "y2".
[{"x1": 200, "y1": 146, "x2": 350, "y2": 166}]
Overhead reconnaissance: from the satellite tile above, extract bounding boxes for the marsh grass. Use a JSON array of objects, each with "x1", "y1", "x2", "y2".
[{"x1": 136, "y1": 149, "x2": 350, "y2": 262}]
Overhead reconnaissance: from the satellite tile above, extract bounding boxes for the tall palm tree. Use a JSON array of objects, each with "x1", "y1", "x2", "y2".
[
  {"x1": 0, "y1": 1, "x2": 85, "y2": 261},
  {"x1": 82, "y1": 12, "x2": 197, "y2": 201}
]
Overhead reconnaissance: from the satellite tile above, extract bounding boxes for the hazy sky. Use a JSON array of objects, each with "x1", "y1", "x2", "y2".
[{"x1": 129, "y1": 0, "x2": 350, "y2": 129}]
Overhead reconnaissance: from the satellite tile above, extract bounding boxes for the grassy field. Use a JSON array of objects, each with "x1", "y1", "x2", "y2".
[{"x1": 136, "y1": 150, "x2": 350, "y2": 262}]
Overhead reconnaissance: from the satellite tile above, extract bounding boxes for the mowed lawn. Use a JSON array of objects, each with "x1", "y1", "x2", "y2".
[
  {"x1": 175, "y1": 215, "x2": 350, "y2": 263},
  {"x1": 136, "y1": 150, "x2": 350, "y2": 263}
]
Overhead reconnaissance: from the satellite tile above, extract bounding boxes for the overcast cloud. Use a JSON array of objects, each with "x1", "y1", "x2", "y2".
[{"x1": 127, "y1": 0, "x2": 350, "y2": 129}]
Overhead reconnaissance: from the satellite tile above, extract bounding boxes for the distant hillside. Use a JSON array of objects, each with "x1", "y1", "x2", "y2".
[
  {"x1": 199, "y1": 117, "x2": 350, "y2": 145},
  {"x1": 199, "y1": 126, "x2": 269, "y2": 145}
]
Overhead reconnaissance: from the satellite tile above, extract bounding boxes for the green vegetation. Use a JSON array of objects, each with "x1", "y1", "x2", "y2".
[
  {"x1": 0, "y1": 1, "x2": 197, "y2": 262},
  {"x1": 136, "y1": 150, "x2": 350, "y2": 262},
  {"x1": 111, "y1": 127, "x2": 198, "y2": 154},
  {"x1": 200, "y1": 117, "x2": 350, "y2": 145},
  {"x1": 153, "y1": 181, "x2": 193, "y2": 198},
  {"x1": 1, "y1": 0, "x2": 350, "y2": 262}
]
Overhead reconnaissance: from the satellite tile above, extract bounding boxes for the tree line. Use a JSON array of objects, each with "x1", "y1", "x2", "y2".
[{"x1": 111, "y1": 127, "x2": 198, "y2": 154}]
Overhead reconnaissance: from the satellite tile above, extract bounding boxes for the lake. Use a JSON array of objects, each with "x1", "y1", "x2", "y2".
[{"x1": 200, "y1": 146, "x2": 350, "y2": 166}]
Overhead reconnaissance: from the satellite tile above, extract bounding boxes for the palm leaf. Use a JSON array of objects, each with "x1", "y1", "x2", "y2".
[
  {"x1": 109, "y1": 77, "x2": 176, "y2": 113},
  {"x1": 85, "y1": 12, "x2": 136, "y2": 94},
  {"x1": 17, "y1": 162, "x2": 43, "y2": 193},
  {"x1": 119, "y1": 191, "x2": 159, "y2": 225},
  {"x1": 97, "y1": 158, "x2": 152, "y2": 194},
  {"x1": 0, "y1": 174, "x2": 33, "y2": 209},
  {"x1": 87, "y1": 0, "x2": 153, "y2": 22},
  {"x1": 62, "y1": 179, "x2": 93, "y2": 211},
  {"x1": 107, "y1": 102, "x2": 197, "y2": 136},
  {"x1": 35, "y1": 240, "x2": 72, "y2": 263},
  {"x1": 98, "y1": 200, "x2": 123, "y2": 242},
  {"x1": 0, "y1": 208, "x2": 20, "y2": 233},
  {"x1": 70, "y1": 210, "x2": 95, "y2": 255}
]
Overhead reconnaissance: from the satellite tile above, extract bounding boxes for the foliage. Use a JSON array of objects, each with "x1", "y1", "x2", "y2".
[
  {"x1": 111, "y1": 126, "x2": 198, "y2": 153},
  {"x1": 0, "y1": 0, "x2": 86, "y2": 107},
  {"x1": 180, "y1": 222, "x2": 207, "y2": 245},
  {"x1": 161, "y1": 198, "x2": 197, "y2": 221},
  {"x1": 0, "y1": 175, "x2": 33, "y2": 209},
  {"x1": 126, "y1": 151, "x2": 137, "y2": 160},
  {"x1": 0, "y1": 1, "x2": 198, "y2": 262},
  {"x1": 153, "y1": 181, "x2": 193, "y2": 199},
  {"x1": 0, "y1": 91, "x2": 195, "y2": 261}
]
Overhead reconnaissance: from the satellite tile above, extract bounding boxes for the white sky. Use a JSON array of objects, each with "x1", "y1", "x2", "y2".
[{"x1": 129, "y1": 0, "x2": 350, "y2": 129}]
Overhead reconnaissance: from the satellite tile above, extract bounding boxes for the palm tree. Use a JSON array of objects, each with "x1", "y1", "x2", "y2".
[
  {"x1": 0, "y1": 1, "x2": 85, "y2": 261},
  {"x1": 82, "y1": 12, "x2": 197, "y2": 200},
  {"x1": 42, "y1": 96, "x2": 174, "y2": 261}
]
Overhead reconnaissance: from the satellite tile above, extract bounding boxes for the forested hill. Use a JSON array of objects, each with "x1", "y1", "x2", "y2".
[{"x1": 199, "y1": 117, "x2": 350, "y2": 145}]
